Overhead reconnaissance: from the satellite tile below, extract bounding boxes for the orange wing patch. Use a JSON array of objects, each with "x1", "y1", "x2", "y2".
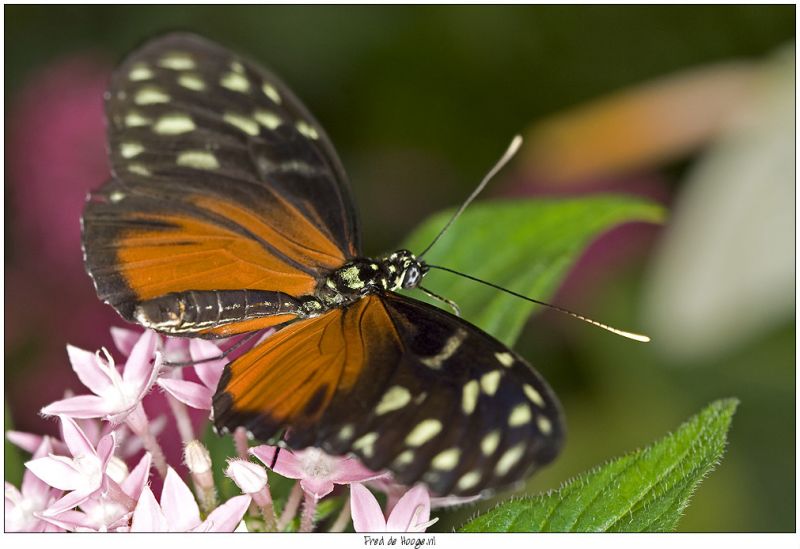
[
  {"x1": 116, "y1": 210, "x2": 319, "y2": 301},
  {"x1": 217, "y1": 296, "x2": 396, "y2": 433}
]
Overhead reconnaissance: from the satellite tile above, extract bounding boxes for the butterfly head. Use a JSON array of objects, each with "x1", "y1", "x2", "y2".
[{"x1": 383, "y1": 249, "x2": 429, "y2": 291}]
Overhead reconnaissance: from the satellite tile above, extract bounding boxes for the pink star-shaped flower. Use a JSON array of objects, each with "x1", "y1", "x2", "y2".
[
  {"x1": 41, "y1": 330, "x2": 161, "y2": 423},
  {"x1": 39, "y1": 452, "x2": 152, "y2": 532},
  {"x1": 351, "y1": 483, "x2": 438, "y2": 533},
  {"x1": 251, "y1": 445, "x2": 388, "y2": 502},
  {"x1": 5, "y1": 436, "x2": 64, "y2": 532},
  {"x1": 130, "y1": 467, "x2": 250, "y2": 532},
  {"x1": 24, "y1": 415, "x2": 116, "y2": 515}
]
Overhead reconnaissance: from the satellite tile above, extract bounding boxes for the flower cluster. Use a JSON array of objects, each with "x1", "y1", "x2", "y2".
[{"x1": 5, "y1": 328, "x2": 441, "y2": 532}]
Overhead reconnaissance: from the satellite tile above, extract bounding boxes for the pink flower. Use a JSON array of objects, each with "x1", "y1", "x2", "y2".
[
  {"x1": 40, "y1": 452, "x2": 152, "y2": 532},
  {"x1": 368, "y1": 476, "x2": 481, "y2": 513},
  {"x1": 351, "y1": 483, "x2": 438, "y2": 533},
  {"x1": 158, "y1": 339, "x2": 226, "y2": 410},
  {"x1": 41, "y1": 330, "x2": 162, "y2": 423},
  {"x1": 5, "y1": 436, "x2": 64, "y2": 532},
  {"x1": 130, "y1": 467, "x2": 250, "y2": 532},
  {"x1": 251, "y1": 445, "x2": 387, "y2": 501},
  {"x1": 24, "y1": 415, "x2": 115, "y2": 515}
]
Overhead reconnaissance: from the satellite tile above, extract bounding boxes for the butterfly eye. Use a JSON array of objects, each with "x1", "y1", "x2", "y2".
[{"x1": 401, "y1": 265, "x2": 422, "y2": 288}]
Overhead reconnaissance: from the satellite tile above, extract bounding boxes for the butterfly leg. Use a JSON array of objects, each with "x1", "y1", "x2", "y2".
[{"x1": 418, "y1": 286, "x2": 461, "y2": 317}]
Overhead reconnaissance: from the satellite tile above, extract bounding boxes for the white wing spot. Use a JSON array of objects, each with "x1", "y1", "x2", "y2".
[
  {"x1": 223, "y1": 112, "x2": 260, "y2": 136},
  {"x1": 461, "y1": 379, "x2": 479, "y2": 415},
  {"x1": 456, "y1": 471, "x2": 481, "y2": 492},
  {"x1": 120, "y1": 142, "x2": 144, "y2": 159},
  {"x1": 125, "y1": 111, "x2": 152, "y2": 127},
  {"x1": 153, "y1": 113, "x2": 196, "y2": 135},
  {"x1": 128, "y1": 163, "x2": 151, "y2": 176},
  {"x1": 158, "y1": 52, "x2": 195, "y2": 71},
  {"x1": 254, "y1": 109, "x2": 282, "y2": 130},
  {"x1": 109, "y1": 190, "x2": 126, "y2": 203},
  {"x1": 128, "y1": 63, "x2": 153, "y2": 81},
  {"x1": 480, "y1": 371, "x2": 502, "y2": 396},
  {"x1": 352, "y1": 432, "x2": 379, "y2": 458},
  {"x1": 537, "y1": 416, "x2": 553, "y2": 435},
  {"x1": 295, "y1": 120, "x2": 319, "y2": 140},
  {"x1": 495, "y1": 443, "x2": 526, "y2": 477},
  {"x1": 134, "y1": 86, "x2": 170, "y2": 105},
  {"x1": 494, "y1": 352, "x2": 514, "y2": 367},
  {"x1": 421, "y1": 329, "x2": 467, "y2": 370},
  {"x1": 177, "y1": 150, "x2": 220, "y2": 170},
  {"x1": 375, "y1": 386, "x2": 412, "y2": 416},
  {"x1": 178, "y1": 73, "x2": 206, "y2": 91},
  {"x1": 230, "y1": 60, "x2": 246, "y2": 74},
  {"x1": 481, "y1": 430, "x2": 500, "y2": 456},
  {"x1": 393, "y1": 450, "x2": 414, "y2": 468},
  {"x1": 220, "y1": 72, "x2": 250, "y2": 93},
  {"x1": 431, "y1": 448, "x2": 461, "y2": 471},
  {"x1": 508, "y1": 403, "x2": 531, "y2": 427},
  {"x1": 262, "y1": 83, "x2": 281, "y2": 104},
  {"x1": 337, "y1": 424, "x2": 355, "y2": 441},
  {"x1": 405, "y1": 419, "x2": 442, "y2": 447},
  {"x1": 523, "y1": 384, "x2": 545, "y2": 408}
]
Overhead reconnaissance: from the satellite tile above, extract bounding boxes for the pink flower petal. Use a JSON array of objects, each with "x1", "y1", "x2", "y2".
[
  {"x1": 386, "y1": 485, "x2": 431, "y2": 532},
  {"x1": 67, "y1": 344, "x2": 113, "y2": 395},
  {"x1": 25, "y1": 456, "x2": 86, "y2": 491},
  {"x1": 45, "y1": 486, "x2": 97, "y2": 516},
  {"x1": 21, "y1": 437, "x2": 55, "y2": 498},
  {"x1": 110, "y1": 327, "x2": 141, "y2": 356},
  {"x1": 331, "y1": 456, "x2": 387, "y2": 484},
  {"x1": 189, "y1": 339, "x2": 226, "y2": 390},
  {"x1": 7, "y1": 430, "x2": 45, "y2": 454},
  {"x1": 199, "y1": 495, "x2": 252, "y2": 532},
  {"x1": 130, "y1": 486, "x2": 168, "y2": 532},
  {"x1": 160, "y1": 467, "x2": 201, "y2": 530},
  {"x1": 41, "y1": 394, "x2": 111, "y2": 418},
  {"x1": 59, "y1": 415, "x2": 98, "y2": 459},
  {"x1": 249, "y1": 445, "x2": 282, "y2": 471},
  {"x1": 157, "y1": 377, "x2": 213, "y2": 410},
  {"x1": 121, "y1": 452, "x2": 152, "y2": 500},
  {"x1": 95, "y1": 433, "x2": 116, "y2": 468},
  {"x1": 351, "y1": 483, "x2": 388, "y2": 532},
  {"x1": 300, "y1": 477, "x2": 336, "y2": 500},
  {"x1": 122, "y1": 330, "x2": 158, "y2": 387},
  {"x1": 36, "y1": 509, "x2": 91, "y2": 532}
]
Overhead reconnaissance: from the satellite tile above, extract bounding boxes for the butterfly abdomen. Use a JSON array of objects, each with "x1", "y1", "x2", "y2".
[{"x1": 133, "y1": 289, "x2": 308, "y2": 334}]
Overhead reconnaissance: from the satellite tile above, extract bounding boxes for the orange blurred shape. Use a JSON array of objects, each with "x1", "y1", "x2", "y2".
[{"x1": 522, "y1": 62, "x2": 759, "y2": 183}]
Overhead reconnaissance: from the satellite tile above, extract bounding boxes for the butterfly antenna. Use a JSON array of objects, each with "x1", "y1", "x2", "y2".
[
  {"x1": 418, "y1": 135, "x2": 523, "y2": 259},
  {"x1": 427, "y1": 264, "x2": 651, "y2": 343}
]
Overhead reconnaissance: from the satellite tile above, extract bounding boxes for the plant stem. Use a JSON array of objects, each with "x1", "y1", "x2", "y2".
[
  {"x1": 329, "y1": 495, "x2": 351, "y2": 533},
  {"x1": 278, "y1": 482, "x2": 303, "y2": 531},
  {"x1": 299, "y1": 491, "x2": 317, "y2": 533}
]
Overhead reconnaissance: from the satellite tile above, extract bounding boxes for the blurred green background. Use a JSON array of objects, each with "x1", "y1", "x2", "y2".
[{"x1": 5, "y1": 5, "x2": 795, "y2": 532}]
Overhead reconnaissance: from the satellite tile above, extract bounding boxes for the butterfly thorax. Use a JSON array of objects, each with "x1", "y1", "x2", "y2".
[{"x1": 315, "y1": 249, "x2": 428, "y2": 309}]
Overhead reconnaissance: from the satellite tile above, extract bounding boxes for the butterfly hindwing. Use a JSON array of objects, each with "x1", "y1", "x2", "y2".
[
  {"x1": 82, "y1": 33, "x2": 360, "y2": 330},
  {"x1": 213, "y1": 293, "x2": 564, "y2": 496}
]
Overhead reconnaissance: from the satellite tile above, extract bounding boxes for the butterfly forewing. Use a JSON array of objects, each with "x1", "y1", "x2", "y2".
[
  {"x1": 83, "y1": 33, "x2": 360, "y2": 326},
  {"x1": 213, "y1": 294, "x2": 564, "y2": 496}
]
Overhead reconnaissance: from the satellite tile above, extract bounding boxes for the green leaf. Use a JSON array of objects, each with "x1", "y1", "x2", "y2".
[
  {"x1": 401, "y1": 195, "x2": 664, "y2": 346},
  {"x1": 4, "y1": 402, "x2": 25, "y2": 486},
  {"x1": 460, "y1": 398, "x2": 739, "y2": 532}
]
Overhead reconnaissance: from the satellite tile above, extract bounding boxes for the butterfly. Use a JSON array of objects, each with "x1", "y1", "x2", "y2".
[{"x1": 81, "y1": 33, "x2": 565, "y2": 497}]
